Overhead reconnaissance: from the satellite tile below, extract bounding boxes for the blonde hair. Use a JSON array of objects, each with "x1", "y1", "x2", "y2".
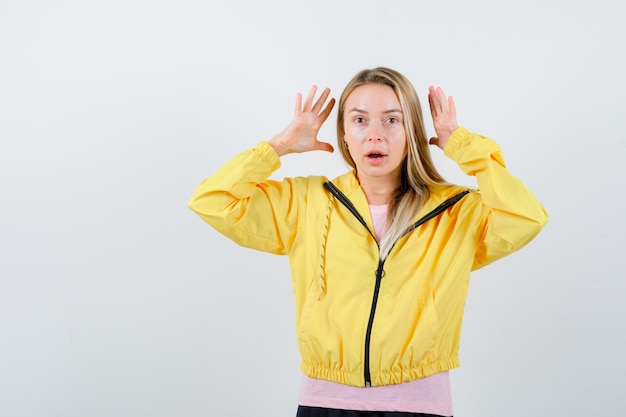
[{"x1": 336, "y1": 67, "x2": 448, "y2": 259}]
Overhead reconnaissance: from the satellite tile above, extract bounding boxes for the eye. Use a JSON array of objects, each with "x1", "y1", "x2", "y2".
[
  {"x1": 354, "y1": 117, "x2": 365, "y2": 124},
  {"x1": 387, "y1": 117, "x2": 399, "y2": 124}
]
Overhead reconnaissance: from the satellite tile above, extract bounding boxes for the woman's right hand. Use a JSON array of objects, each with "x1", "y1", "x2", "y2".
[{"x1": 269, "y1": 85, "x2": 336, "y2": 157}]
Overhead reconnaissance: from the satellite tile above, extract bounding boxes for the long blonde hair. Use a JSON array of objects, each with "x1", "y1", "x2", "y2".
[{"x1": 336, "y1": 67, "x2": 448, "y2": 259}]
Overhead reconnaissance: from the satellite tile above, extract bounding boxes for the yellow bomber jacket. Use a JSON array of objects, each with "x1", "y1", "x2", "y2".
[{"x1": 188, "y1": 127, "x2": 549, "y2": 387}]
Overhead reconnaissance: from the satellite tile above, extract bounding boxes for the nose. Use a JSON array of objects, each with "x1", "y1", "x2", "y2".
[{"x1": 367, "y1": 122, "x2": 383, "y2": 141}]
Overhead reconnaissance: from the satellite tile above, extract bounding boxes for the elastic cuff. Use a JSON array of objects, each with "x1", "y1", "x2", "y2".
[
  {"x1": 255, "y1": 141, "x2": 282, "y2": 171},
  {"x1": 443, "y1": 127, "x2": 471, "y2": 158}
]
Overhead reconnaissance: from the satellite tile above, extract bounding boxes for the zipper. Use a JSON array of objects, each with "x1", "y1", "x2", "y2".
[
  {"x1": 324, "y1": 181, "x2": 380, "y2": 386},
  {"x1": 323, "y1": 182, "x2": 375, "y2": 238},
  {"x1": 363, "y1": 258, "x2": 385, "y2": 386},
  {"x1": 399, "y1": 189, "x2": 469, "y2": 239},
  {"x1": 323, "y1": 181, "x2": 469, "y2": 386}
]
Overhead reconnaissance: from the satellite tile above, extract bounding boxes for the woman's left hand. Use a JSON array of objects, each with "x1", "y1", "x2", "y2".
[{"x1": 428, "y1": 86, "x2": 458, "y2": 150}]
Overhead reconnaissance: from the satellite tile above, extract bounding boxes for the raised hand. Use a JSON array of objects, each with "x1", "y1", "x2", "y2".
[
  {"x1": 428, "y1": 86, "x2": 458, "y2": 150},
  {"x1": 269, "y1": 85, "x2": 336, "y2": 156}
]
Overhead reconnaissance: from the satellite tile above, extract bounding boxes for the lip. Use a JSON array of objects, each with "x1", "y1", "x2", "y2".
[{"x1": 364, "y1": 150, "x2": 388, "y2": 166}]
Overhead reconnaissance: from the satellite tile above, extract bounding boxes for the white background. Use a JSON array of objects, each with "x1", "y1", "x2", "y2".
[{"x1": 1, "y1": 0, "x2": 625, "y2": 416}]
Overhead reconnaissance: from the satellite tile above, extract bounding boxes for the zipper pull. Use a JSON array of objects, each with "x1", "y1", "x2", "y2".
[{"x1": 376, "y1": 259, "x2": 385, "y2": 280}]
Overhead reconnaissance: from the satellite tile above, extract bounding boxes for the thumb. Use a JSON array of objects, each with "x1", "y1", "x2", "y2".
[
  {"x1": 314, "y1": 140, "x2": 335, "y2": 153},
  {"x1": 429, "y1": 136, "x2": 447, "y2": 150}
]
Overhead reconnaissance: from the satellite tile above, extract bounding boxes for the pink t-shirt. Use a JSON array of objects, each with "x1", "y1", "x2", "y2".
[{"x1": 297, "y1": 204, "x2": 454, "y2": 416}]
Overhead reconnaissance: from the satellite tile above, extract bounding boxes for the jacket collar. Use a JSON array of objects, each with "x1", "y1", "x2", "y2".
[
  {"x1": 329, "y1": 171, "x2": 374, "y2": 232},
  {"x1": 328, "y1": 171, "x2": 466, "y2": 224}
]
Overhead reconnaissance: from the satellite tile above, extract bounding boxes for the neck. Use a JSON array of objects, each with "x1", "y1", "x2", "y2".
[{"x1": 358, "y1": 174, "x2": 399, "y2": 205}]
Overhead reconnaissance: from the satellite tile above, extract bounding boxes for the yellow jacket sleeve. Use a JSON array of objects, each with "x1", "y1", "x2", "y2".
[
  {"x1": 444, "y1": 127, "x2": 549, "y2": 269},
  {"x1": 187, "y1": 141, "x2": 299, "y2": 255}
]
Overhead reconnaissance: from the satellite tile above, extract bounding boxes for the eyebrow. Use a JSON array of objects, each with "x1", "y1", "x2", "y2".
[{"x1": 348, "y1": 108, "x2": 403, "y2": 114}]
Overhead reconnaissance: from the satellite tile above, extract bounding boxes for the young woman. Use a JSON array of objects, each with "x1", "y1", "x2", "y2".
[{"x1": 188, "y1": 67, "x2": 548, "y2": 417}]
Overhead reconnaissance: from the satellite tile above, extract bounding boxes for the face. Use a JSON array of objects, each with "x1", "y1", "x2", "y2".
[{"x1": 343, "y1": 83, "x2": 407, "y2": 185}]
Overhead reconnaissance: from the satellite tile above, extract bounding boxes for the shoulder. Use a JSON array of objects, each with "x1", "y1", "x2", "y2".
[
  {"x1": 429, "y1": 184, "x2": 476, "y2": 201},
  {"x1": 428, "y1": 184, "x2": 483, "y2": 213},
  {"x1": 280, "y1": 174, "x2": 337, "y2": 199},
  {"x1": 325, "y1": 171, "x2": 360, "y2": 194}
]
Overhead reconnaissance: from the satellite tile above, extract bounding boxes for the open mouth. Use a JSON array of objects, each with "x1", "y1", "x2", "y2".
[{"x1": 365, "y1": 151, "x2": 387, "y2": 165}]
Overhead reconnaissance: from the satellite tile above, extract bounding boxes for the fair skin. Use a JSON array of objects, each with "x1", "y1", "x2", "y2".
[
  {"x1": 428, "y1": 85, "x2": 458, "y2": 149},
  {"x1": 269, "y1": 84, "x2": 458, "y2": 204},
  {"x1": 342, "y1": 84, "x2": 407, "y2": 205}
]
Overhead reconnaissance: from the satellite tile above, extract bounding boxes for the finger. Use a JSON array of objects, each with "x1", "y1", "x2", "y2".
[
  {"x1": 312, "y1": 87, "x2": 331, "y2": 114},
  {"x1": 435, "y1": 87, "x2": 448, "y2": 113},
  {"x1": 318, "y1": 97, "x2": 336, "y2": 123},
  {"x1": 429, "y1": 86, "x2": 446, "y2": 114},
  {"x1": 448, "y1": 95, "x2": 457, "y2": 119},
  {"x1": 293, "y1": 92, "x2": 302, "y2": 117},
  {"x1": 428, "y1": 90, "x2": 437, "y2": 117},
  {"x1": 429, "y1": 93, "x2": 444, "y2": 122},
  {"x1": 303, "y1": 85, "x2": 318, "y2": 111},
  {"x1": 429, "y1": 137, "x2": 438, "y2": 145}
]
